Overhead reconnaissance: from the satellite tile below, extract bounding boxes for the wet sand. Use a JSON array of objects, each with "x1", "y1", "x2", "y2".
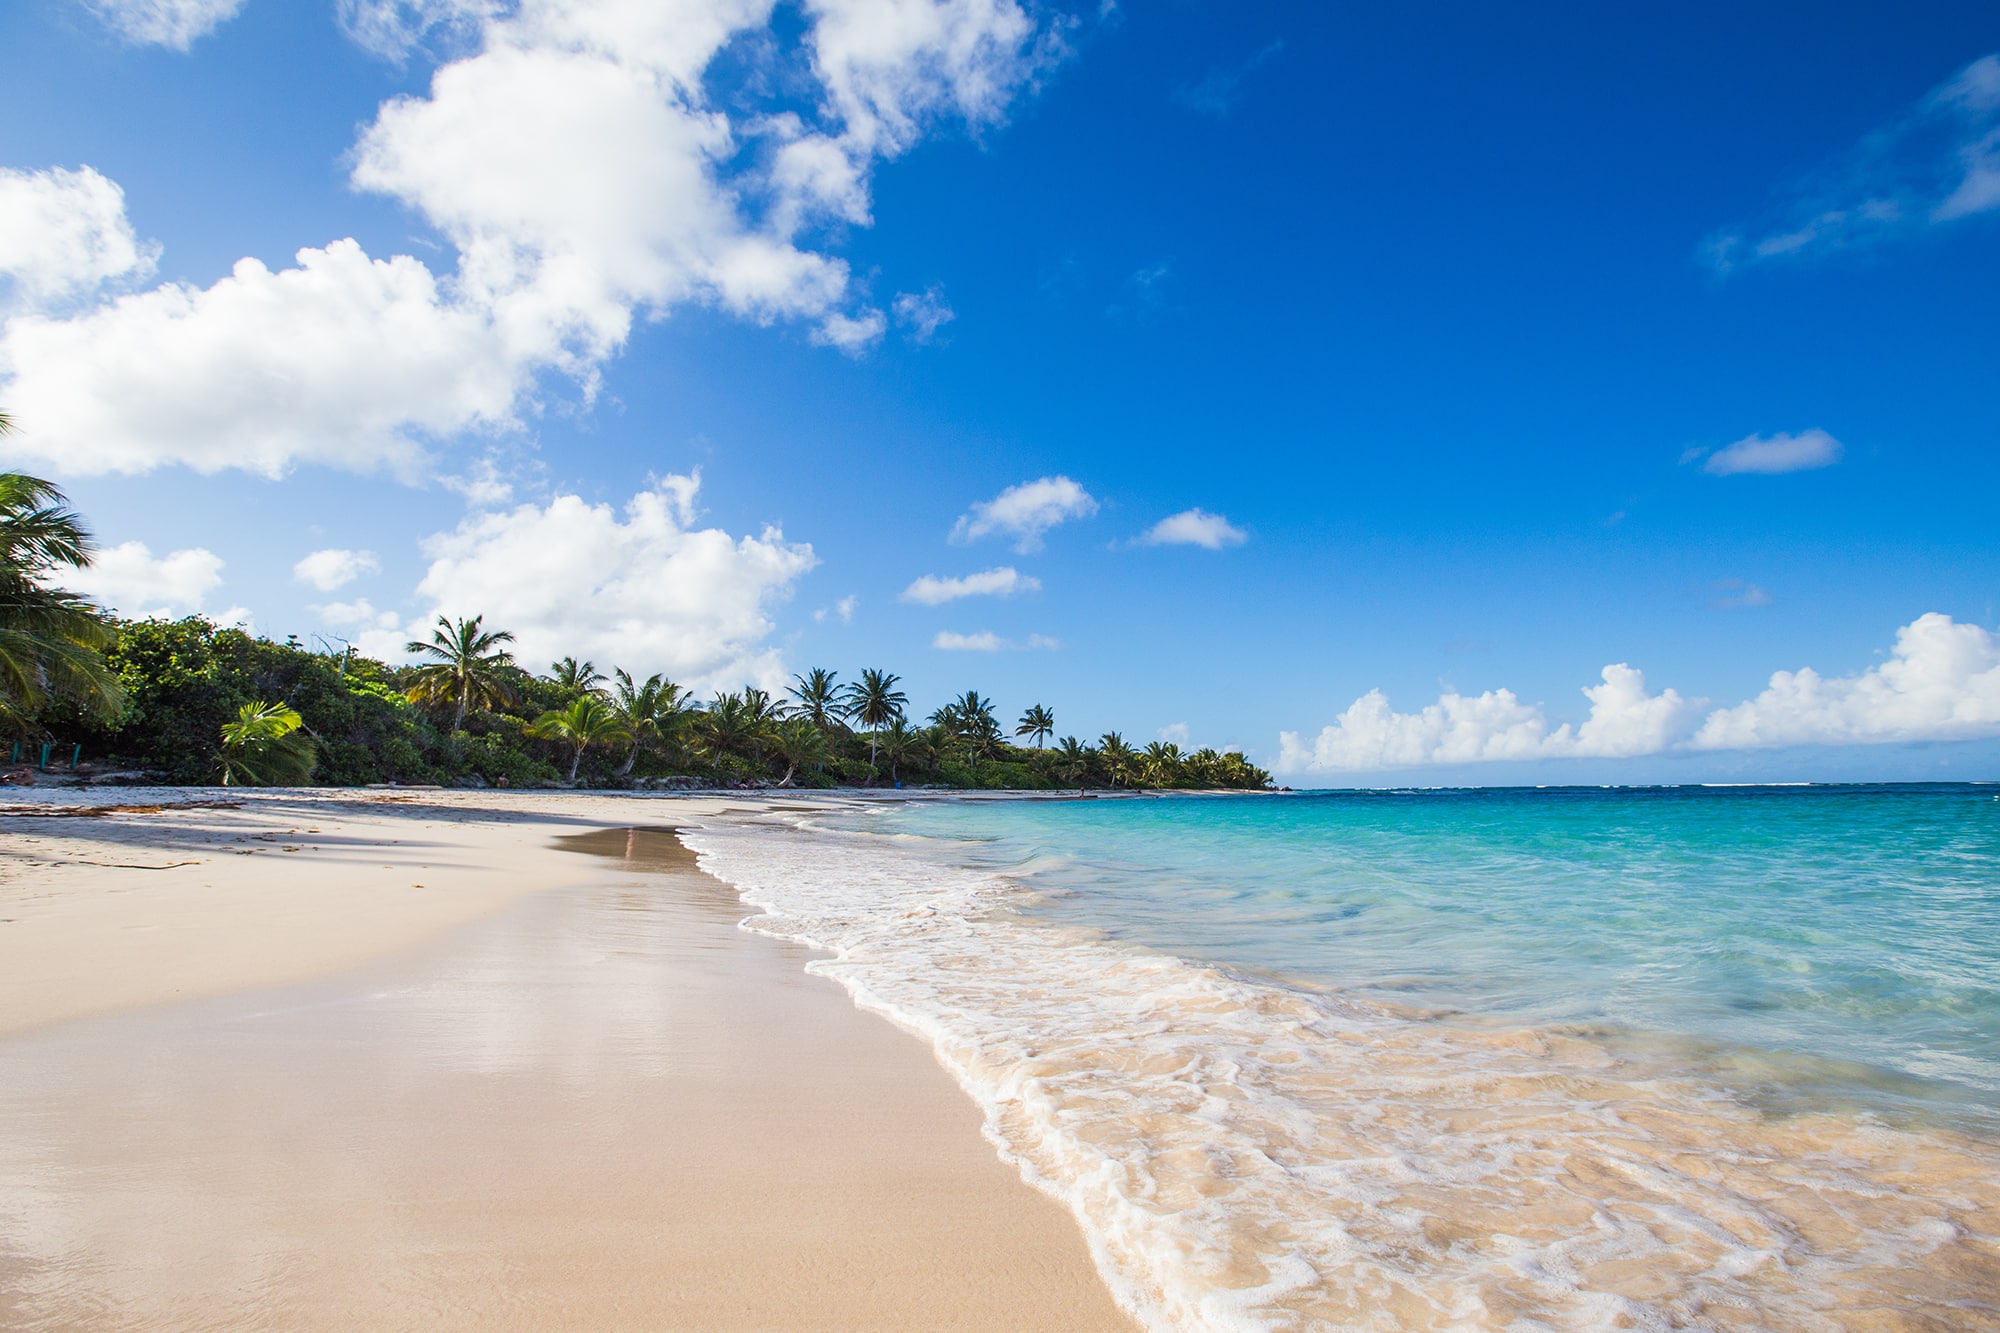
[{"x1": 0, "y1": 799, "x2": 1133, "y2": 1330}]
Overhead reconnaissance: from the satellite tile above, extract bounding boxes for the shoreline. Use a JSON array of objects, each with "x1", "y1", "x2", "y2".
[{"x1": 0, "y1": 788, "x2": 1136, "y2": 1329}]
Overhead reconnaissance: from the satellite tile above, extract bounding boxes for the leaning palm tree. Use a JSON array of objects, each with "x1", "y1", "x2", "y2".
[
  {"x1": 841, "y1": 668, "x2": 907, "y2": 777},
  {"x1": 1016, "y1": 703, "x2": 1055, "y2": 749},
  {"x1": 607, "y1": 669, "x2": 685, "y2": 777},
  {"x1": 787, "y1": 668, "x2": 844, "y2": 730},
  {"x1": 0, "y1": 465, "x2": 124, "y2": 730},
  {"x1": 528, "y1": 694, "x2": 630, "y2": 784},
  {"x1": 549, "y1": 656, "x2": 606, "y2": 698},
  {"x1": 769, "y1": 717, "x2": 832, "y2": 787},
  {"x1": 218, "y1": 701, "x2": 317, "y2": 787},
  {"x1": 405, "y1": 614, "x2": 517, "y2": 730}
]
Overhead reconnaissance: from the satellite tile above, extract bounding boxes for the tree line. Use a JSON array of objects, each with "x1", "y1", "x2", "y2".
[{"x1": 1, "y1": 447, "x2": 1271, "y2": 791}]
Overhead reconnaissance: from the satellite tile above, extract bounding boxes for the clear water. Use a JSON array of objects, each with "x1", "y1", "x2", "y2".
[{"x1": 866, "y1": 784, "x2": 2000, "y2": 1128}]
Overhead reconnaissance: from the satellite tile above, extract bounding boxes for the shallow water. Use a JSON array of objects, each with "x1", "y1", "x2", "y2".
[{"x1": 683, "y1": 785, "x2": 2000, "y2": 1332}]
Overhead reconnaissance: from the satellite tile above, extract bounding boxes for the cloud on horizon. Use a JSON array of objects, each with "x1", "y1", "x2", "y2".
[
  {"x1": 1277, "y1": 613, "x2": 2000, "y2": 773},
  {"x1": 1705, "y1": 53, "x2": 2000, "y2": 272},
  {"x1": 67, "y1": 539, "x2": 229, "y2": 621}
]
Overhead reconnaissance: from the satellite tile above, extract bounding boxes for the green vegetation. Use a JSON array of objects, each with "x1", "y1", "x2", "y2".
[{"x1": 0, "y1": 459, "x2": 1272, "y2": 792}]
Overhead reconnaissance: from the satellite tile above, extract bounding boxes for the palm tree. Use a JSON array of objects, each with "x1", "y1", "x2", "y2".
[
  {"x1": 1016, "y1": 703, "x2": 1055, "y2": 749},
  {"x1": 770, "y1": 717, "x2": 832, "y2": 787},
  {"x1": 873, "y1": 717, "x2": 922, "y2": 784},
  {"x1": 700, "y1": 691, "x2": 755, "y2": 771},
  {"x1": 1141, "y1": 741, "x2": 1184, "y2": 789},
  {"x1": 934, "y1": 690, "x2": 1001, "y2": 760},
  {"x1": 788, "y1": 668, "x2": 843, "y2": 729},
  {"x1": 406, "y1": 614, "x2": 517, "y2": 729},
  {"x1": 528, "y1": 694, "x2": 630, "y2": 783},
  {"x1": 218, "y1": 701, "x2": 316, "y2": 786},
  {"x1": 1053, "y1": 735, "x2": 1093, "y2": 786},
  {"x1": 549, "y1": 656, "x2": 605, "y2": 697},
  {"x1": 841, "y1": 668, "x2": 907, "y2": 777},
  {"x1": 608, "y1": 669, "x2": 685, "y2": 777},
  {"x1": 1098, "y1": 732, "x2": 1136, "y2": 788},
  {"x1": 0, "y1": 467, "x2": 123, "y2": 731}
]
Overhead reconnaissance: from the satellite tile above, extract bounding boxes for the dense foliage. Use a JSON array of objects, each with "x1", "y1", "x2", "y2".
[{"x1": 22, "y1": 615, "x2": 1272, "y2": 791}]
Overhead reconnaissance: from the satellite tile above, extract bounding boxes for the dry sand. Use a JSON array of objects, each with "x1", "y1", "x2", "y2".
[{"x1": 0, "y1": 790, "x2": 1134, "y2": 1330}]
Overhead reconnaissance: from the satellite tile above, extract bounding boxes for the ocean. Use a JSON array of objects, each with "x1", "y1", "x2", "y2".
[{"x1": 681, "y1": 785, "x2": 2000, "y2": 1330}]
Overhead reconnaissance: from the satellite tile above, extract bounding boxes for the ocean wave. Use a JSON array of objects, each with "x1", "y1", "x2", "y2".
[{"x1": 679, "y1": 806, "x2": 2000, "y2": 1332}]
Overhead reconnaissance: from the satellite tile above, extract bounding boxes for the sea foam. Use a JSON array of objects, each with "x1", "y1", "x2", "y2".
[{"x1": 680, "y1": 803, "x2": 2000, "y2": 1331}]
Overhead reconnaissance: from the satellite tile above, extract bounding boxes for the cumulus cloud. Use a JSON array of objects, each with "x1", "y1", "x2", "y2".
[
  {"x1": 4, "y1": 0, "x2": 1073, "y2": 478},
  {"x1": 0, "y1": 167, "x2": 158, "y2": 313},
  {"x1": 85, "y1": 0, "x2": 246, "y2": 49},
  {"x1": 1705, "y1": 54, "x2": 2000, "y2": 271},
  {"x1": 1138, "y1": 507, "x2": 1247, "y2": 549},
  {"x1": 951, "y1": 475, "x2": 1097, "y2": 551},
  {"x1": 1278, "y1": 614, "x2": 2000, "y2": 773},
  {"x1": 1689, "y1": 429, "x2": 1843, "y2": 477},
  {"x1": 932, "y1": 629, "x2": 1056, "y2": 651},
  {"x1": 1692, "y1": 613, "x2": 2000, "y2": 750},
  {"x1": 1278, "y1": 664, "x2": 1703, "y2": 773},
  {"x1": 66, "y1": 540, "x2": 225, "y2": 618},
  {"x1": 404, "y1": 472, "x2": 817, "y2": 692},
  {"x1": 293, "y1": 547, "x2": 382, "y2": 592},
  {"x1": 901, "y1": 565, "x2": 1040, "y2": 605}
]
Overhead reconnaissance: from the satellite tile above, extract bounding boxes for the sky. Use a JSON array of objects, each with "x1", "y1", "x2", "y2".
[{"x1": 2, "y1": 0, "x2": 1998, "y2": 784}]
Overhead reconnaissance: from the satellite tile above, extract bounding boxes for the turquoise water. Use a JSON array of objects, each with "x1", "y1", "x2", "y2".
[{"x1": 868, "y1": 784, "x2": 2000, "y2": 1128}]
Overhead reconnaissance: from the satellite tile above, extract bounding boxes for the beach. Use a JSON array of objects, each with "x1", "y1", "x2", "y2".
[{"x1": 0, "y1": 789, "x2": 1132, "y2": 1330}]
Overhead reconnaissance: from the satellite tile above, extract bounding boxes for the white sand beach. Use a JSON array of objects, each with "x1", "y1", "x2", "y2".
[{"x1": 0, "y1": 789, "x2": 1134, "y2": 1330}]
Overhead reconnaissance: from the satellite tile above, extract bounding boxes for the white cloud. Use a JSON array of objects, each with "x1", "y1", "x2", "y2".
[
  {"x1": 1138, "y1": 507, "x2": 1247, "y2": 549},
  {"x1": 1279, "y1": 614, "x2": 2000, "y2": 773},
  {"x1": 85, "y1": 0, "x2": 246, "y2": 49},
  {"x1": 293, "y1": 547, "x2": 382, "y2": 592},
  {"x1": 812, "y1": 594, "x2": 858, "y2": 623},
  {"x1": 1692, "y1": 429, "x2": 1843, "y2": 477},
  {"x1": 1278, "y1": 664, "x2": 1701, "y2": 773},
  {"x1": 1692, "y1": 613, "x2": 2000, "y2": 750},
  {"x1": 5, "y1": 0, "x2": 1073, "y2": 478},
  {"x1": 66, "y1": 540, "x2": 225, "y2": 619},
  {"x1": 950, "y1": 475, "x2": 1097, "y2": 551},
  {"x1": 892, "y1": 285, "x2": 955, "y2": 342},
  {"x1": 934, "y1": 629, "x2": 1004, "y2": 652},
  {"x1": 1710, "y1": 579, "x2": 1773, "y2": 610},
  {"x1": 1157, "y1": 722, "x2": 1189, "y2": 744},
  {"x1": 404, "y1": 472, "x2": 817, "y2": 692},
  {"x1": 901, "y1": 565, "x2": 1040, "y2": 605},
  {"x1": 0, "y1": 167, "x2": 158, "y2": 313},
  {"x1": 1172, "y1": 38, "x2": 1283, "y2": 117},
  {"x1": 932, "y1": 628, "x2": 1056, "y2": 652},
  {"x1": 1706, "y1": 54, "x2": 2000, "y2": 270}
]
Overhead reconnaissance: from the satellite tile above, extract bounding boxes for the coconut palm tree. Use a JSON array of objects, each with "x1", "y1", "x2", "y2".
[
  {"x1": 787, "y1": 668, "x2": 844, "y2": 730},
  {"x1": 218, "y1": 701, "x2": 317, "y2": 786},
  {"x1": 770, "y1": 717, "x2": 832, "y2": 787},
  {"x1": 0, "y1": 467, "x2": 123, "y2": 731},
  {"x1": 549, "y1": 656, "x2": 605, "y2": 697},
  {"x1": 528, "y1": 694, "x2": 630, "y2": 783},
  {"x1": 608, "y1": 669, "x2": 685, "y2": 777},
  {"x1": 1053, "y1": 735, "x2": 1093, "y2": 786},
  {"x1": 1016, "y1": 703, "x2": 1055, "y2": 749},
  {"x1": 1097, "y1": 732, "x2": 1136, "y2": 788},
  {"x1": 406, "y1": 614, "x2": 517, "y2": 729},
  {"x1": 840, "y1": 668, "x2": 907, "y2": 776},
  {"x1": 1141, "y1": 741, "x2": 1184, "y2": 788},
  {"x1": 873, "y1": 717, "x2": 922, "y2": 784},
  {"x1": 700, "y1": 691, "x2": 755, "y2": 770}
]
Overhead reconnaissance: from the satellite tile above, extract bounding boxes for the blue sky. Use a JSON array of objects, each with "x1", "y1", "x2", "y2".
[{"x1": 2, "y1": 0, "x2": 1998, "y2": 782}]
